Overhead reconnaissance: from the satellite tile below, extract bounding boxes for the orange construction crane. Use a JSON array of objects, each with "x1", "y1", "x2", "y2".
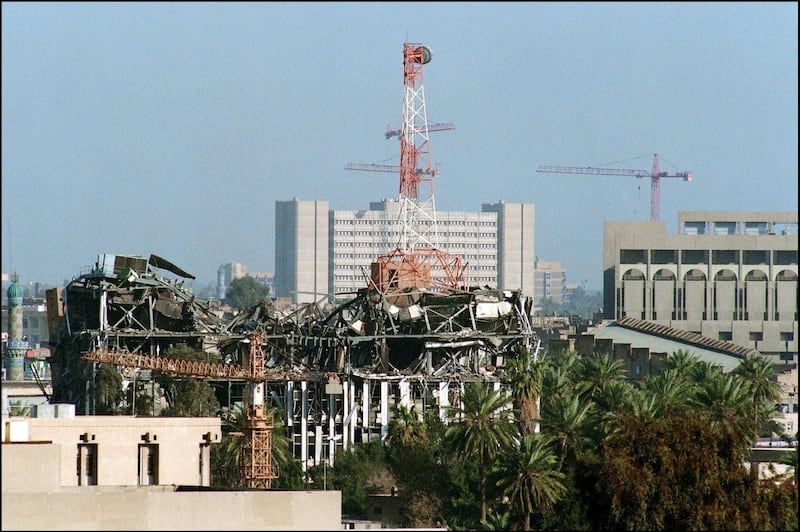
[
  {"x1": 82, "y1": 333, "x2": 278, "y2": 488},
  {"x1": 537, "y1": 153, "x2": 692, "y2": 221}
]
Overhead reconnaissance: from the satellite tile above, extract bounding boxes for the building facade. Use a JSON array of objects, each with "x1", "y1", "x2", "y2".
[
  {"x1": 275, "y1": 198, "x2": 535, "y2": 304},
  {"x1": 603, "y1": 211, "x2": 798, "y2": 360},
  {"x1": 274, "y1": 199, "x2": 330, "y2": 304},
  {"x1": 534, "y1": 258, "x2": 567, "y2": 305},
  {"x1": 2, "y1": 415, "x2": 341, "y2": 531},
  {"x1": 482, "y1": 201, "x2": 536, "y2": 298}
]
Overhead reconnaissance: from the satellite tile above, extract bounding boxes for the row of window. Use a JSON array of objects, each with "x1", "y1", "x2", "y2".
[
  {"x1": 621, "y1": 249, "x2": 798, "y2": 266},
  {"x1": 334, "y1": 219, "x2": 497, "y2": 227},
  {"x1": 621, "y1": 267, "x2": 798, "y2": 282},
  {"x1": 682, "y1": 221, "x2": 797, "y2": 236},
  {"x1": 332, "y1": 231, "x2": 498, "y2": 240}
]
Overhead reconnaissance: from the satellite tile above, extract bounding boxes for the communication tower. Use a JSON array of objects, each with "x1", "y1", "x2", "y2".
[{"x1": 369, "y1": 43, "x2": 466, "y2": 298}]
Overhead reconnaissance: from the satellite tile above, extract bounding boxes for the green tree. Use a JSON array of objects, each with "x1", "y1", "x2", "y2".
[
  {"x1": 506, "y1": 345, "x2": 544, "y2": 436},
  {"x1": 91, "y1": 363, "x2": 125, "y2": 414},
  {"x1": 594, "y1": 410, "x2": 796, "y2": 530},
  {"x1": 640, "y1": 368, "x2": 693, "y2": 415},
  {"x1": 326, "y1": 439, "x2": 390, "y2": 516},
  {"x1": 8, "y1": 400, "x2": 31, "y2": 416},
  {"x1": 691, "y1": 371, "x2": 754, "y2": 447},
  {"x1": 211, "y1": 403, "x2": 298, "y2": 488},
  {"x1": 387, "y1": 404, "x2": 427, "y2": 448},
  {"x1": 576, "y1": 352, "x2": 626, "y2": 402},
  {"x1": 155, "y1": 345, "x2": 219, "y2": 417},
  {"x1": 495, "y1": 433, "x2": 566, "y2": 530},
  {"x1": 225, "y1": 275, "x2": 270, "y2": 311},
  {"x1": 445, "y1": 382, "x2": 516, "y2": 524},
  {"x1": 661, "y1": 348, "x2": 701, "y2": 378},
  {"x1": 540, "y1": 393, "x2": 592, "y2": 468},
  {"x1": 732, "y1": 355, "x2": 782, "y2": 441}
]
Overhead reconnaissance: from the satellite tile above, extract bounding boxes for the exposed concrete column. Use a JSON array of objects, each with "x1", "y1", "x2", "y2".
[
  {"x1": 342, "y1": 379, "x2": 349, "y2": 450},
  {"x1": 301, "y1": 380, "x2": 308, "y2": 470},
  {"x1": 314, "y1": 425, "x2": 322, "y2": 465},
  {"x1": 328, "y1": 393, "x2": 336, "y2": 467},
  {"x1": 362, "y1": 380, "x2": 370, "y2": 434},
  {"x1": 348, "y1": 380, "x2": 356, "y2": 446},
  {"x1": 399, "y1": 380, "x2": 411, "y2": 409},
  {"x1": 380, "y1": 381, "x2": 389, "y2": 440},
  {"x1": 438, "y1": 381, "x2": 449, "y2": 422},
  {"x1": 286, "y1": 381, "x2": 294, "y2": 427}
]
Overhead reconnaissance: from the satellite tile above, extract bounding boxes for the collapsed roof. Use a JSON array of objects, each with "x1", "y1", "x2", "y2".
[{"x1": 48, "y1": 253, "x2": 538, "y2": 410}]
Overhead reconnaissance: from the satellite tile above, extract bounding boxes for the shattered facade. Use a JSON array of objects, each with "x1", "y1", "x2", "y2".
[{"x1": 48, "y1": 253, "x2": 539, "y2": 469}]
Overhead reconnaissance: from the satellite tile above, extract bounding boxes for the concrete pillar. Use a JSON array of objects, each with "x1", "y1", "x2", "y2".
[
  {"x1": 380, "y1": 381, "x2": 389, "y2": 440},
  {"x1": 301, "y1": 381, "x2": 308, "y2": 470},
  {"x1": 438, "y1": 381, "x2": 449, "y2": 422}
]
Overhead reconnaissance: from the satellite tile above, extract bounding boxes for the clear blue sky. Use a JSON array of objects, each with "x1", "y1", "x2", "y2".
[{"x1": 2, "y1": 2, "x2": 797, "y2": 292}]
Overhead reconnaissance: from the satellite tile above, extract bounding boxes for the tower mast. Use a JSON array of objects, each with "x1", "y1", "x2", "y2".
[
  {"x1": 399, "y1": 43, "x2": 437, "y2": 251},
  {"x1": 370, "y1": 43, "x2": 466, "y2": 296}
]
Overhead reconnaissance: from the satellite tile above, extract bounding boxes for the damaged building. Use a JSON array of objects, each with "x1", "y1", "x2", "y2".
[{"x1": 47, "y1": 253, "x2": 539, "y2": 470}]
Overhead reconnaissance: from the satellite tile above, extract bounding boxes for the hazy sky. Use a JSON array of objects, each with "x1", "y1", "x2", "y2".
[{"x1": 2, "y1": 2, "x2": 797, "y2": 291}]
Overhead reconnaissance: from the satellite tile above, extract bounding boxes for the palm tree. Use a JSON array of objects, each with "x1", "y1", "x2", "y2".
[
  {"x1": 662, "y1": 349, "x2": 700, "y2": 378},
  {"x1": 576, "y1": 352, "x2": 625, "y2": 401},
  {"x1": 641, "y1": 368, "x2": 693, "y2": 415},
  {"x1": 732, "y1": 355, "x2": 782, "y2": 443},
  {"x1": 691, "y1": 372, "x2": 753, "y2": 451},
  {"x1": 445, "y1": 382, "x2": 516, "y2": 524},
  {"x1": 480, "y1": 510, "x2": 510, "y2": 531},
  {"x1": 495, "y1": 433, "x2": 566, "y2": 530},
  {"x1": 539, "y1": 393, "x2": 592, "y2": 468},
  {"x1": 388, "y1": 404, "x2": 427, "y2": 448},
  {"x1": 506, "y1": 345, "x2": 544, "y2": 436},
  {"x1": 8, "y1": 400, "x2": 31, "y2": 417},
  {"x1": 542, "y1": 353, "x2": 579, "y2": 399}
]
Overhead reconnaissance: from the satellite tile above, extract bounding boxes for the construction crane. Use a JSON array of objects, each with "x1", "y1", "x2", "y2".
[
  {"x1": 344, "y1": 162, "x2": 439, "y2": 176},
  {"x1": 385, "y1": 122, "x2": 455, "y2": 140},
  {"x1": 537, "y1": 153, "x2": 692, "y2": 221},
  {"x1": 81, "y1": 332, "x2": 278, "y2": 489}
]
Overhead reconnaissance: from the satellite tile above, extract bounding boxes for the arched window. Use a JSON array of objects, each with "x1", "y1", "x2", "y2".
[
  {"x1": 622, "y1": 268, "x2": 645, "y2": 280},
  {"x1": 714, "y1": 269, "x2": 737, "y2": 281},
  {"x1": 653, "y1": 269, "x2": 676, "y2": 281},
  {"x1": 745, "y1": 269, "x2": 767, "y2": 281},
  {"x1": 683, "y1": 269, "x2": 706, "y2": 281}
]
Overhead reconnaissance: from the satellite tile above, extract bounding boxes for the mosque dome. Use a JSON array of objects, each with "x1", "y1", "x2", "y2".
[{"x1": 7, "y1": 277, "x2": 24, "y2": 300}]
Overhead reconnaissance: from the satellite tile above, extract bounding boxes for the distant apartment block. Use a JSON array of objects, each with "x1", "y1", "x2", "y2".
[
  {"x1": 534, "y1": 259, "x2": 567, "y2": 305},
  {"x1": 603, "y1": 211, "x2": 798, "y2": 360},
  {"x1": 274, "y1": 200, "x2": 329, "y2": 304},
  {"x1": 274, "y1": 198, "x2": 535, "y2": 304}
]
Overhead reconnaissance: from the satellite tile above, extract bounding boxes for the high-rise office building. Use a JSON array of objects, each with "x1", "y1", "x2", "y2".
[
  {"x1": 274, "y1": 199, "x2": 535, "y2": 304},
  {"x1": 274, "y1": 200, "x2": 329, "y2": 304}
]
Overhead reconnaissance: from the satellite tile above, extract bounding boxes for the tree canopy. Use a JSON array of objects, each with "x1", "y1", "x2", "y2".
[{"x1": 225, "y1": 274, "x2": 270, "y2": 310}]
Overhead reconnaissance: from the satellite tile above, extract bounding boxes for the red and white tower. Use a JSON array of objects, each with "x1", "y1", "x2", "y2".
[{"x1": 370, "y1": 43, "x2": 466, "y2": 297}]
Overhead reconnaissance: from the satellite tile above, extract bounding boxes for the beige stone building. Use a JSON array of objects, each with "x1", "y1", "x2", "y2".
[
  {"x1": 2, "y1": 414, "x2": 341, "y2": 530},
  {"x1": 603, "y1": 211, "x2": 798, "y2": 360}
]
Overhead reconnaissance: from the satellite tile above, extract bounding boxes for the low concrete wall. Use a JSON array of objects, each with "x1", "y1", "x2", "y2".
[
  {"x1": 3, "y1": 487, "x2": 341, "y2": 531},
  {"x1": 2, "y1": 442, "x2": 341, "y2": 530}
]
